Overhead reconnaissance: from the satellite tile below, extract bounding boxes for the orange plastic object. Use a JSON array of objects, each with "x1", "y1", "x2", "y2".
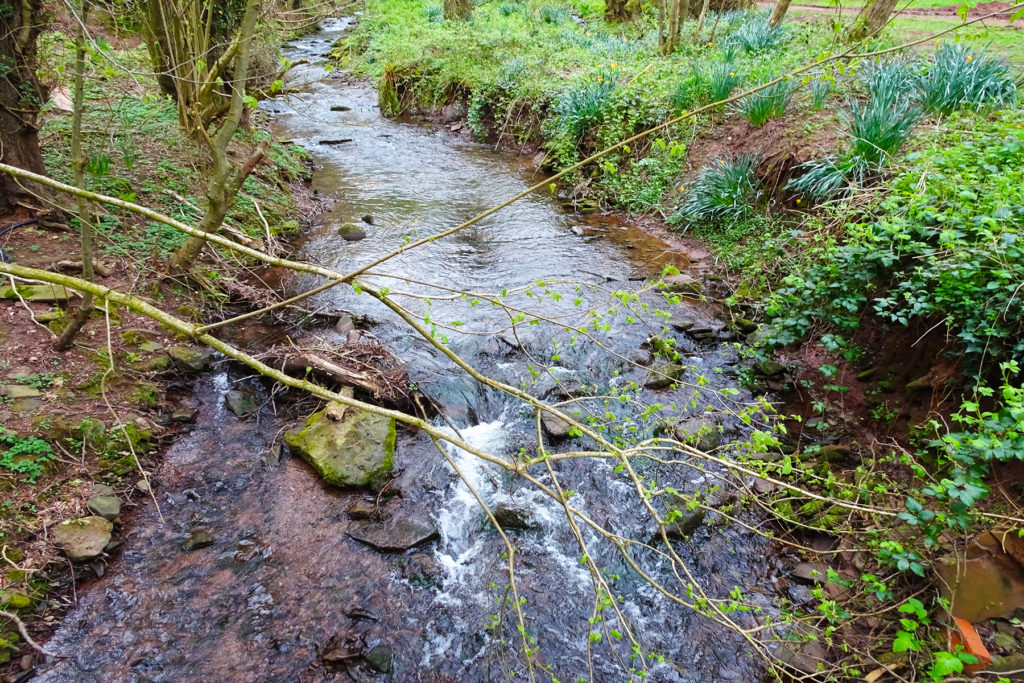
[{"x1": 948, "y1": 616, "x2": 992, "y2": 674}]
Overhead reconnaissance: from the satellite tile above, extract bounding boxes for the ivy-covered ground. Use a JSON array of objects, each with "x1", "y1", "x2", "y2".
[{"x1": 335, "y1": 0, "x2": 1024, "y2": 678}]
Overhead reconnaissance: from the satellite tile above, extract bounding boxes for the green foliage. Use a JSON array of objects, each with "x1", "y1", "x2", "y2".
[
  {"x1": 0, "y1": 428, "x2": 55, "y2": 484},
  {"x1": 707, "y1": 62, "x2": 742, "y2": 105},
  {"x1": 670, "y1": 66, "x2": 709, "y2": 112},
  {"x1": 734, "y1": 80, "x2": 792, "y2": 126},
  {"x1": 917, "y1": 43, "x2": 1019, "y2": 114},
  {"x1": 858, "y1": 56, "x2": 916, "y2": 108},
  {"x1": 729, "y1": 12, "x2": 788, "y2": 53},
  {"x1": 552, "y1": 69, "x2": 618, "y2": 139},
  {"x1": 811, "y1": 76, "x2": 832, "y2": 111},
  {"x1": 847, "y1": 96, "x2": 921, "y2": 166},
  {"x1": 601, "y1": 138, "x2": 687, "y2": 212},
  {"x1": 771, "y1": 109, "x2": 1024, "y2": 367},
  {"x1": 677, "y1": 155, "x2": 761, "y2": 224}
]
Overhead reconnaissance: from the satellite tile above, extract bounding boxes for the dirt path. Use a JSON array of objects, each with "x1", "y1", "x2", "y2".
[{"x1": 758, "y1": 0, "x2": 1022, "y2": 27}]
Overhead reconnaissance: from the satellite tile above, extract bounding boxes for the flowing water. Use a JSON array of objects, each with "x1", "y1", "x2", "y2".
[{"x1": 36, "y1": 19, "x2": 784, "y2": 682}]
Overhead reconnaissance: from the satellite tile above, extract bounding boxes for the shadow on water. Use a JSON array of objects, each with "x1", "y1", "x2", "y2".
[{"x1": 36, "y1": 18, "x2": 782, "y2": 682}]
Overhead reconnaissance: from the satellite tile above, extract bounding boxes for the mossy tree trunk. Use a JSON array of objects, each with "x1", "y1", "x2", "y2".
[
  {"x1": 661, "y1": 0, "x2": 690, "y2": 55},
  {"x1": 443, "y1": 0, "x2": 472, "y2": 20},
  {"x1": 0, "y1": 0, "x2": 48, "y2": 212}
]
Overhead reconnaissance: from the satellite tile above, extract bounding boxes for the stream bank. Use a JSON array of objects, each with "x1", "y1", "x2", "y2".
[{"x1": 28, "y1": 18, "x2": 803, "y2": 682}]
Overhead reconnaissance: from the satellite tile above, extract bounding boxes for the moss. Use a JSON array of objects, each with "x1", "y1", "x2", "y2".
[{"x1": 127, "y1": 382, "x2": 159, "y2": 408}]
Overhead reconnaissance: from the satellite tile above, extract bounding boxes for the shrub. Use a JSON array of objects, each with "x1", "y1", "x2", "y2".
[
  {"x1": 537, "y1": 5, "x2": 569, "y2": 23},
  {"x1": 917, "y1": 43, "x2": 1019, "y2": 114},
  {"x1": 734, "y1": 80, "x2": 793, "y2": 126},
  {"x1": 678, "y1": 154, "x2": 761, "y2": 223},
  {"x1": 423, "y1": 5, "x2": 443, "y2": 21},
  {"x1": 553, "y1": 70, "x2": 617, "y2": 138},
  {"x1": 708, "y1": 62, "x2": 742, "y2": 105},
  {"x1": 847, "y1": 96, "x2": 921, "y2": 166},
  {"x1": 730, "y1": 12, "x2": 788, "y2": 53}
]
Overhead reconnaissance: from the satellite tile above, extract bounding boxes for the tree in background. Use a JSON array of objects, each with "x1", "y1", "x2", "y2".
[
  {"x1": 769, "y1": 0, "x2": 793, "y2": 26},
  {"x1": 848, "y1": 0, "x2": 900, "y2": 40},
  {"x1": 605, "y1": 0, "x2": 640, "y2": 22},
  {"x1": 443, "y1": 0, "x2": 472, "y2": 20},
  {"x1": 0, "y1": 0, "x2": 49, "y2": 212}
]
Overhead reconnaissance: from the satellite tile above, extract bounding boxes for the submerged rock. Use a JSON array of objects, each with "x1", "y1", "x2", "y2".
[
  {"x1": 182, "y1": 529, "x2": 216, "y2": 551},
  {"x1": 53, "y1": 516, "x2": 113, "y2": 561},
  {"x1": 284, "y1": 404, "x2": 396, "y2": 489},
  {"x1": 673, "y1": 418, "x2": 722, "y2": 452},
  {"x1": 347, "y1": 513, "x2": 439, "y2": 552},
  {"x1": 226, "y1": 389, "x2": 257, "y2": 417},
  {"x1": 365, "y1": 645, "x2": 394, "y2": 674},
  {"x1": 644, "y1": 362, "x2": 684, "y2": 390}
]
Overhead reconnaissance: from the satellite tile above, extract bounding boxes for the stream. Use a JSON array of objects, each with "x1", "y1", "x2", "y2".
[{"x1": 36, "y1": 18, "x2": 784, "y2": 682}]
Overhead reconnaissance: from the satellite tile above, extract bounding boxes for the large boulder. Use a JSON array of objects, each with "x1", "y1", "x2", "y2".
[
  {"x1": 53, "y1": 516, "x2": 113, "y2": 561},
  {"x1": 284, "y1": 403, "x2": 396, "y2": 489}
]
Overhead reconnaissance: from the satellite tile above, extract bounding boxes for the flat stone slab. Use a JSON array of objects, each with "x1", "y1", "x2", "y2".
[
  {"x1": 53, "y1": 516, "x2": 113, "y2": 561},
  {"x1": 0, "y1": 283, "x2": 73, "y2": 302},
  {"x1": 347, "y1": 514, "x2": 439, "y2": 552}
]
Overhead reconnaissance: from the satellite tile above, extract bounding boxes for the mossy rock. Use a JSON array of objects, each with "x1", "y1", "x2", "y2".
[
  {"x1": 285, "y1": 404, "x2": 396, "y2": 489},
  {"x1": 53, "y1": 516, "x2": 113, "y2": 561}
]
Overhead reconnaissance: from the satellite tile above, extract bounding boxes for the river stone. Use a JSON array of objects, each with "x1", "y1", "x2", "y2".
[
  {"x1": 285, "y1": 405, "x2": 396, "y2": 489},
  {"x1": 347, "y1": 514, "x2": 439, "y2": 552},
  {"x1": 334, "y1": 314, "x2": 356, "y2": 335},
  {"x1": 53, "y1": 516, "x2": 113, "y2": 561},
  {"x1": 0, "y1": 283, "x2": 73, "y2": 302},
  {"x1": 674, "y1": 418, "x2": 721, "y2": 452},
  {"x1": 226, "y1": 389, "x2": 257, "y2": 417},
  {"x1": 0, "y1": 385, "x2": 42, "y2": 399},
  {"x1": 936, "y1": 533, "x2": 1024, "y2": 622},
  {"x1": 338, "y1": 223, "x2": 367, "y2": 241},
  {"x1": 657, "y1": 274, "x2": 702, "y2": 295},
  {"x1": 792, "y1": 562, "x2": 831, "y2": 584},
  {"x1": 347, "y1": 500, "x2": 378, "y2": 520},
  {"x1": 167, "y1": 345, "x2": 213, "y2": 372},
  {"x1": 87, "y1": 494, "x2": 121, "y2": 521},
  {"x1": 171, "y1": 408, "x2": 198, "y2": 423},
  {"x1": 644, "y1": 362, "x2": 684, "y2": 390},
  {"x1": 492, "y1": 502, "x2": 537, "y2": 530},
  {"x1": 541, "y1": 411, "x2": 573, "y2": 438},
  {"x1": 664, "y1": 496, "x2": 706, "y2": 539},
  {"x1": 365, "y1": 645, "x2": 394, "y2": 674},
  {"x1": 182, "y1": 529, "x2": 215, "y2": 551}
]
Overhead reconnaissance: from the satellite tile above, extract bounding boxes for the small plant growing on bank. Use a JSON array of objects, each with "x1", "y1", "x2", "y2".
[
  {"x1": 678, "y1": 154, "x2": 761, "y2": 224},
  {"x1": 847, "y1": 96, "x2": 920, "y2": 166},
  {"x1": 729, "y1": 13, "x2": 788, "y2": 53},
  {"x1": 734, "y1": 80, "x2": 793, "y2": 126},
  {"x1": 811, "y1": 77, "x2": 833, "y2": 111},
  {"x1": 918, "y1": 43, "x2": 1019, "y2": 114},
  {"x1": 859, "y1": 55, "x2": 917, "y2": 108},
  {"x1": 671, "y1": 66, "x2": 709, "y2": 112},
  {"x1": 708, "y1": 62, "x2": 742, "y2": 106},
  {"x1": 552, "y1": 69, "x2": 617, "y2": 139}
]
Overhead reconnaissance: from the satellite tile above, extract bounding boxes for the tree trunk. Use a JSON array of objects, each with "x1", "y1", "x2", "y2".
[
  {"x1": 605, "y1": 0, "x2": 640, "y2": 22},
  {"x1": 55, "y1": 0, "x2": 93, "y2": 351},
  {"x1": 169, "y1": 0, "x2": 265, "y2": 271},
  {"x1": 769, "y1": 0, "x2": 793, "y2": 26},
  {"x1": 142, "y1": 1, "x2": 178, "y2": 98},
  {"x1": 848, "y1": 0, "x2": 900, "y2": 41},
  {"x1": 443, "y1": 0, "x2": 472, "y2": 20},
  {"x1": 0, "y1": 0, "x2": 48, "y2": 212},
  {"x1": 693, "y1": 0, "x2": 711, "y2": 41}
]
